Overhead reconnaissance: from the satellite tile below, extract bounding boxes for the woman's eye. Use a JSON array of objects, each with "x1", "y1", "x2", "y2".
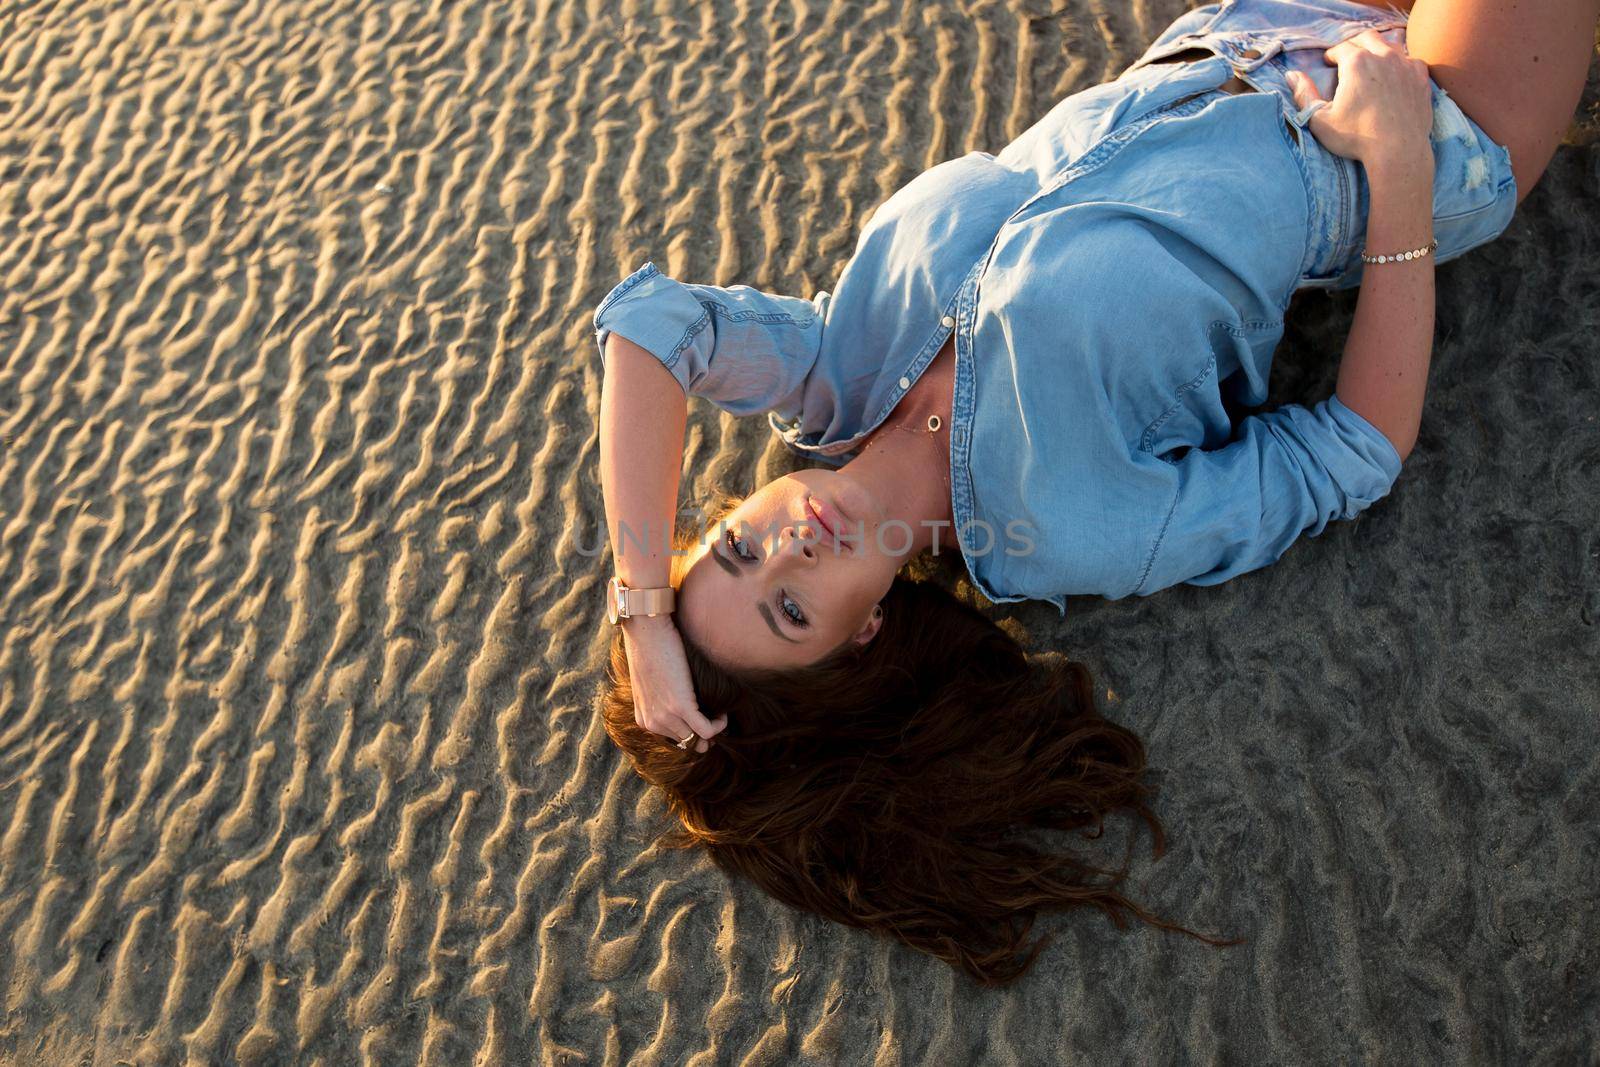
[
  {"x1": 778, "y1": 590, "x2": 808, "y2": 629},
  {"x1": 726, "y1": 528, "x2": 755, "y2": 562}
]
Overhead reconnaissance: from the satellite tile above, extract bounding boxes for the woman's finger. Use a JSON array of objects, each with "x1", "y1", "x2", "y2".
[
  {"x1": 1286, "y1": 69, "x2": 1325, "y2": 110},
  {"x1": 676, "y1": 706, "x2": 728, "y2": 740},
  {"x1": 1286, "y1": 70, "x2": 1333, "y2": 139},
  {"x1": 649, "y1": 709, "x2": 727, "y2": 743},
  {"x1": 647, "y1": 712, "x2": 691, "y2": 743},
  {"x1": 674, "y1": 714, "x2": 729, "y2": 754}
]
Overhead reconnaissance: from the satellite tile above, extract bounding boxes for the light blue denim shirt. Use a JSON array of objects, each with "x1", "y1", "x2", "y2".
[{"x1": 591, "y1": 0, "x2": 1517, "y2": 614}]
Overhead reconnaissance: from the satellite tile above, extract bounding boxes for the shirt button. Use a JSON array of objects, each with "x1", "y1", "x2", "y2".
[
  {"x1": 941, "y1": 315, "x2": 955, "y2": 328},
  {"x1": 898, "y1": 376, "x2": 911, "y2": 389}
]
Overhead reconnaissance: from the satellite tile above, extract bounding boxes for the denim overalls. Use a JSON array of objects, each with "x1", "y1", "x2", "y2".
[{"x1": 591, "y1": 0, "x2": 1519, "y2": 612}]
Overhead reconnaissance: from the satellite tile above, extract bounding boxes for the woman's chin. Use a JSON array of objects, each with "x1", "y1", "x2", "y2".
[{"x1": 813, "y1": 470, "x2": 876, "y2": 531}]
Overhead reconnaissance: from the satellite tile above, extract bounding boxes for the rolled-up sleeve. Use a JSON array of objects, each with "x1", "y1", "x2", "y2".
[
  {"x1": 1132, "y1": 392, "x2": 1404, "y2": 594},
  {"x1": 592, "y1": 260, "x2": 827, "y2": 419}
]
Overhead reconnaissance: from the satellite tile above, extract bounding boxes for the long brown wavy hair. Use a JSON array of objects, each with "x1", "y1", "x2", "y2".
[{"x1": 597, "y1": 491, "x2": 1241, "y2": 985}]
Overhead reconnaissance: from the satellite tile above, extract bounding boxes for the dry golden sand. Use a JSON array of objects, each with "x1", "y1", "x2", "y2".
[{"x1": 0, "y1": 1, "x2": 1597, "y2": 1063}]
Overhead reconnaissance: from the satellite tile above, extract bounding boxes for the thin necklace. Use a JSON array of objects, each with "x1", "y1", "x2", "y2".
[{"x1": 857, "y1": 410, "x2": 951, "y2": 503}]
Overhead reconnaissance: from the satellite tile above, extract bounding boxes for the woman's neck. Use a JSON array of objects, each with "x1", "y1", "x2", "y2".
[{"x1": 839, "y1": 361, "x2": 957, "y2": 558}]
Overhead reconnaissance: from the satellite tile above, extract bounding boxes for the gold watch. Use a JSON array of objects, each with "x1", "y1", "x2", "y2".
[{"x1": 606, "y1": 575, "x2": 676, "y2": 625}]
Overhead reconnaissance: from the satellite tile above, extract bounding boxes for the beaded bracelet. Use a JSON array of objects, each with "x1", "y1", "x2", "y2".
[{"x1": 1361, "y1": 237, "x2": 1438, "y2": 265}]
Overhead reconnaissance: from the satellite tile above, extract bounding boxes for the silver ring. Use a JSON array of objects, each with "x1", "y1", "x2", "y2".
[{"x1": 676, "y1": 733, "x2": 696, "y2": 749}]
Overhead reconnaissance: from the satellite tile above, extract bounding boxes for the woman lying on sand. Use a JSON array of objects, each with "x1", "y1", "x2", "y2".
[{"x1": 589, "y1": 0, "x2": 1599, "y2": 982}]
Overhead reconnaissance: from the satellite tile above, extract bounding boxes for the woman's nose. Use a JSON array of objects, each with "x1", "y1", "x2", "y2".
[{"x1": 783, "y1": 524, "x2": 818, "y2": 560}]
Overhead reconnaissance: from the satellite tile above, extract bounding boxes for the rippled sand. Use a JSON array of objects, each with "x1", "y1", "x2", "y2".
[{"x1": 0, "y1": 1, "x2": 1595, "y2": 1063}]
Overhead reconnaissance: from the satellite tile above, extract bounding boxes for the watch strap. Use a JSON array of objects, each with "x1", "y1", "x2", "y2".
[
  {"x1": 621, "y1": 584, "x2": 675, "y2": 618},
  {"x1": 608, "y1": 575, "x2": 675, "y2": 623}
]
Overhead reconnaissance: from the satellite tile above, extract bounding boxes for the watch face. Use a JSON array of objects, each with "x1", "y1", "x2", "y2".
[{"x1": 606, "y1": 576, "x2": 622, "y2": 625}]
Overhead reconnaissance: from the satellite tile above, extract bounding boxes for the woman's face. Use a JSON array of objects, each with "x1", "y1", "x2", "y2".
[{"x1": 675, "y1": 469, "x2": 901, "y2": 669}]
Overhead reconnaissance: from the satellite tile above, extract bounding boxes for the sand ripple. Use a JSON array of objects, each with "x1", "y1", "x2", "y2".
[{"x1": 0, "y1": 1, "x2": 1596, "y2": 1063}]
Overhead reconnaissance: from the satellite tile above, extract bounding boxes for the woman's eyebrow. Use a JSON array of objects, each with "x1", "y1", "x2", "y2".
[
  {"x1": 757, "y1": 600, "x2": 800, "y2": 642},
  {"x1": 711, "y1": 539, "x2": 740, "y2": 576}
]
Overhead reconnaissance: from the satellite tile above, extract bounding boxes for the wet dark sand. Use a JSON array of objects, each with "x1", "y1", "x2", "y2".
[{"x1": 0, "y1": 1, "x2": 1595, "y2": 1063}]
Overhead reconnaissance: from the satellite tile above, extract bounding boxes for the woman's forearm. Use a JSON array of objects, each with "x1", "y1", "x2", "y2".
[
  {"x1": 599, "y1": 332, "x2": 689, "y2": 592},
  {"x1": 1334, "y1": 147, "x2": 1437, "y2": 464}
]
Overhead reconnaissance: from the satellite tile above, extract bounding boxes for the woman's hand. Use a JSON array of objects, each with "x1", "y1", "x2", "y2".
[
  {"x1": 621, "y1": 615, "x2": 728, "y2": 753},
  {"x1": 1287, "y1": 28, "x2": 1436, "y2": 169}
]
